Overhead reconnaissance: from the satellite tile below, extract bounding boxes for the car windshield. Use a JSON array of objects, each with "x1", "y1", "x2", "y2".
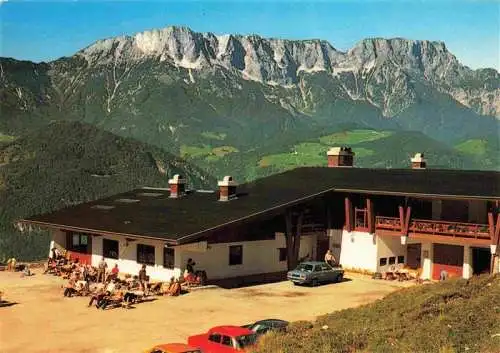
[
  {"x1": 235, "y1": 334, "x2": 258, "y2": 348},
  {"x1": 295, "y1": 264, "x2": 313, "y2": 272}
]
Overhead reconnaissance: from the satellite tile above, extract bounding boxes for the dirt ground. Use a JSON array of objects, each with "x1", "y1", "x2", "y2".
[{"x1": 0, "y1": 269, "x2": 412, "y2": 353}]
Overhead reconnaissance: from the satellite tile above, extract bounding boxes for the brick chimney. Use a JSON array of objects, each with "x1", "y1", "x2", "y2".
[
  {"x1": 168, "y1": 174, "x2": 186, "y2": 198},
  {"x1": 327, "y1": 146, "x2": 355, "y2": 167},
  {"x1": 411, "y1": 153, "x2": 427, "y2": 169},
  {"x1": 218, "y1": 176, "x2": 237, "y2": 201}
]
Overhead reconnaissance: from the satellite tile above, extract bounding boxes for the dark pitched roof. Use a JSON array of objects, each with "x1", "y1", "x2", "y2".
[{"x1": 22, "y1": 167, "x2": 500, "y2": 243}]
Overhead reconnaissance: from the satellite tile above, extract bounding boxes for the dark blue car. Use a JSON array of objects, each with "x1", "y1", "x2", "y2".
[{"x1": 287, "y1": 261, "x2": 344, "y2": 286}]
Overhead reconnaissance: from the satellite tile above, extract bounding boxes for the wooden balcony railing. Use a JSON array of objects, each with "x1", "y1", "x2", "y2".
[
  {"x1": 409, "y1": 219, "x2": 490, "y2": 239},
  {"x1": 375, "y1": 216, "x2": 491, "y2": 240},
  {"x1": 375, "y1": 216, "x2": 401, "y2": 231}
]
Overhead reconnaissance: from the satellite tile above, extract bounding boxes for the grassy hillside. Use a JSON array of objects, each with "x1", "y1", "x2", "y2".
[
  {"x1": 0, "y1": 121, "x2": 215, "y2": 262},
  {"x1": 186, "y1": 128, "x2": 486, "y2": 183},
  {"x1": 254, "y1": 275, "x2": 500, "y2": 353},
  {"x1": 454, "y1": 135, "x2": 500, "y2": 170}
]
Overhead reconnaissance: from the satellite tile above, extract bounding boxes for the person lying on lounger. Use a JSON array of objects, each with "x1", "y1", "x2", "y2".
[
  {"x1": 98, "y1": 289, "x2": 124, "y2": 310},
  {"x1": 165, "y1": 278, "x2": 181, "y2": 297}
]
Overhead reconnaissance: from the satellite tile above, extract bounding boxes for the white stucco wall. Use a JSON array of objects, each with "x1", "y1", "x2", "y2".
[
  {"x1": 50, "y1": 229, "x2": 317, "y2": 281},
  {"x1": 176, "y1": 234, "x2": 316, "y2": 280},
  {"x1": 90, "y1": 234, "x2": 180, "y2": 281},
  {"x1": 377, "y1": 235, "x2": 407, "y2": 272},
  {"x1": 339, "y1": 230, "x2": 378, "y2": 272},
  {"x1": 421, "y1": 242, "x2": 433, "y2": 280},
  {"x1": 462, "y1": 245, "x2": 472, "y2": 279},
  {"x1": 48, "y1": 229, "x2": 66, "y2": 258}
]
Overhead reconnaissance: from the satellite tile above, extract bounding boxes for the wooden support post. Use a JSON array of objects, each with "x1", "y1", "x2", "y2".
[
  {"x1": 367, "y1": 198, "x2": 375, "y2": 234},
  {"x1": 404, "y1": 207, "x2": 412, "y2": 235},
  {"x1": 488, "y1": 212, "x2": 495, "y2": 243},
  {"x1": 344, "y1": 197, "x2": 352, "y2": 232},
  {"x1": 398, "y1": 206, "x2": 405, "y2": 235},
  {"x1": 495, "y1": 214, "x2": 500, "y2": 246}
]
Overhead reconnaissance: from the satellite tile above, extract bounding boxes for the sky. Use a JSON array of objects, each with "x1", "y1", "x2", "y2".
[{"x1": 0, "y1": 0, "x2": 499, "y2": 70}]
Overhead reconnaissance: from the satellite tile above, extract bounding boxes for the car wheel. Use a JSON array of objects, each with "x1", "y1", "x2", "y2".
[
  {"x1": 336, "y1": 273, "x2": 344, "y2": 283},
  {"x1": 312, "y1": 278, "x2": 319, "y2": 287}
]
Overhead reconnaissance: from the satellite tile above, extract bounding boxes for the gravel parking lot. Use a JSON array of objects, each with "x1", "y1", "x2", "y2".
[{"x1": 0, "y1": 269, "x2": 412, "y2": 353}]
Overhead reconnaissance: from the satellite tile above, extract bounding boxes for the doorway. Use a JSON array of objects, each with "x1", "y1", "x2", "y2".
[
  {"x1": 472, "y1": 247, "x2": 491, "y2": 275},
  {"x1": 316, "y1": 237, "x2": 330, "y2": 261},
  {"x1": 407, "y1": 244, "x2": 422, "y2": 269}
]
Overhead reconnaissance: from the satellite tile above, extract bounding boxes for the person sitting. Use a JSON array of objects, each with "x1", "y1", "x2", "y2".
[
  {"x1": 92, "y1": 280, "x2": 116, "y2": 308},
  {"x1": 183, "y1": 258, "x2": 199, "y2": 285},
  {"x1": 324, "y1": 250, "x2": 337, "y2": 267},
  {"x1": 63, "y1": 278, "x2": 78, "y2": 297},
  {"x1": 165, "y1": 278, "x2": 181, "y2": 297},
  {"x1": 21, "y1": 264, "x2": 32, "y2": 277},
  {"x1": 51, "y1": 247, "x2": 62, "y2": 261},
  {"x1": 98, "y1": 287, "x2": 124, "y2": 310},
  {"x1": 88, "y1": 282, "x2": 108, "y2": 307},
  {"x1": 107, "y1": 264, "x2": 119, "y2": 281}
]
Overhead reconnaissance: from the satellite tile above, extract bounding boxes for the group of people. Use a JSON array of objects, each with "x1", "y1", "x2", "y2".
[{"x1": 44, "y1": 249, "x2": 185, "y2": 309}]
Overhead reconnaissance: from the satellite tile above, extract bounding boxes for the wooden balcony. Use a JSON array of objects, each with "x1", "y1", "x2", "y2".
[{"x1": 375, "y1": 216, "x2": 491, "y2": 241}]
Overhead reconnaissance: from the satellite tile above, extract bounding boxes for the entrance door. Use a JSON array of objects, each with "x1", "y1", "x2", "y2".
[
  {"x1": 407, "y1": 244, "x2": 422, "y2": 269},
  {"x1": 316, "y1": 238, "x2": 330, "y2": 262},
  {"x1": 432, "y1": 244, "x2": 464, "y2": 280},
  {"x1": 66, "y1": 232, "x2": 92, "y2": 265},
  {"x1": 472, "y1": 247, "x2": 491, "y2": 275}
]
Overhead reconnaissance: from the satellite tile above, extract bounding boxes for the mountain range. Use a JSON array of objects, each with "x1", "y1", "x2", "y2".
[{"x1": 0, "y1": 26, "x2": 499, "y2": 259}]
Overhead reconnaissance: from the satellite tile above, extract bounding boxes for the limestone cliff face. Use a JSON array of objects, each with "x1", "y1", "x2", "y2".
[{"x1": 72, "y1": 26, "x2": 499, "y2": 118}]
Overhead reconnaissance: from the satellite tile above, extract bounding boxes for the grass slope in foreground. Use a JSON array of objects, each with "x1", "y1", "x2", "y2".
[
  {"x1": 254, "y1": 275, "x2": 500, "y2": 353},
  {"x1": 0, "y1": 121, "x2": 215, "y2": 262}
]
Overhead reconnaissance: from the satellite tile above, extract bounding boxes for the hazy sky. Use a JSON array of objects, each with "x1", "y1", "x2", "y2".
[{"x1": 1, "y1": 0, "x2": 498, "y2": 70}]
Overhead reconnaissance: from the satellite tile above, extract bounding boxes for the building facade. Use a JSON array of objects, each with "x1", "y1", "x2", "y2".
[{"x1": 19, "y1": 149, "x2": 499, "y2": 283}]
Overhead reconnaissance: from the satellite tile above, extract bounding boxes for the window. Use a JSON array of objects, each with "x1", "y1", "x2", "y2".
[
  {"x1": 69, "y1": 232, "x2": 89, "y2": 253},
  {"x1": 221, "y1": 336, "x2": 232, "y2": 346},
  {"x1": 379, "y1": 258, "x2": 387, "y2": 266},
  {"x1": 208, "y1": 334, "x2": 221, "y2": 343},
  {"x1": 314, "y1": 265, "x2": 323, "y2": 272},
  {"x1": 354, "y1": 208, "x2": 368, "y2": 229},
  {"x1": 388, "y1": 256, "x2": 396, "y2": 265},
  {"x1": 103, "y1": 239, "x2": 119, "y2": 259},
  {"x1": 137, "y1": 244, "x2": 155, "y2": 265},
  {"x1": 321, "y1": 264, "x2": 331, "y2": 271},
  {"x1": 397, "y1": 256, "x2": 405, "y2": 264},
  {"x1": 164, "y1": 247, "x2": 175, "y2": 269},
  {"x1": 229, "y1": 245, "x2": 243, "y2": 265},
  {"x1": 278, "y1": 248, "x2": 287, "y2": 262}
]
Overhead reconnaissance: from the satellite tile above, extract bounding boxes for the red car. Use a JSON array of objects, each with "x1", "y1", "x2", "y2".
[{"x1": 187, "y1": 325, "x2": 258, "y2": 352}]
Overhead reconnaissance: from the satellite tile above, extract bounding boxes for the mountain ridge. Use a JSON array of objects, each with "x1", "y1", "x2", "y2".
[
  {"x1": 3, "y1": 25, "x2": 498, "y2": 120},
  {"x1": 0, "y1": 25, "x2": 498, "y2": 182}
]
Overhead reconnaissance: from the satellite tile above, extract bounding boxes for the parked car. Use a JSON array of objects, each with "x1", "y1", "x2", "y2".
[
  {"x1": 187, "y1": 325, "x2": 258, "y2": 352},
  {"x1": 287, "y1": 261, "x2": 344, "y2": 286},
  {"x1": 144, "y1": 343, "x2": 203, "y2": 353},
  {"x1": 241, "y1": 318, "x2": 289, "y2": 336}
]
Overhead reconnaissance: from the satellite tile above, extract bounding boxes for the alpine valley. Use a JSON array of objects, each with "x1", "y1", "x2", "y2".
[{"x1": 0, "y1": 26, "x2": 499, "y2": 259}]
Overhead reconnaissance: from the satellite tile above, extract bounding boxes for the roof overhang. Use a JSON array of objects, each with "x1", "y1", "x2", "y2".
[
  {"x1": 17, "y1": 188, "x2": 499, "y2": 246},
  {"x1": 17, "y1": 219, "x2": 180, "y2": 245}
]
